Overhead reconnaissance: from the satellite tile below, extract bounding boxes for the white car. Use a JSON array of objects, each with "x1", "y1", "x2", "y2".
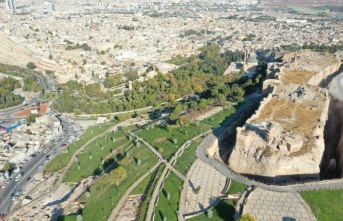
[{"x1": 14, "y1": 173, "x2": 23, "y2": 182}]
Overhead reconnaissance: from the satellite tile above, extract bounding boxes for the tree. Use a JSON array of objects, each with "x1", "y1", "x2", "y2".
[
  {"x1": 2, "y1": 162, "x2": 12, "y2": 172},
  {"x1": 169, "y1": 104, "x2": 182, "y2": 122},
  {"x1": 26, "y1": 114, "x2": 39, "y2": 123},
  {"x1": 121, "y1": 157, "x2": 132, "y2": 167},
  {"x1": 109, "y1": 166, "x2": 127, "y2": 186},
  {"x1": 26, "y1": 62, "x2": 36, "y2": 69},
  {"x1": 125, "y1": 69, "x2": 139, "y2": 81},
  {"x1": 238, "y1": 214, "x2": 256, "y2": 221}
]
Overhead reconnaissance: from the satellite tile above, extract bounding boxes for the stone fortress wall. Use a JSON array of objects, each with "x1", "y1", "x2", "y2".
[
  {"x1": 0, "y1": 33, "x2": 39, "y2": 67},
  {"x1": 228, "y1": 51, "x2": 341, "y2": 181}
]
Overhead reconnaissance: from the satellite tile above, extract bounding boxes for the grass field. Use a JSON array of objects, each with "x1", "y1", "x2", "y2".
[
  {"x1": 301, "y1": 189, "x2": 343, "y2": 221},
  {"x1": 226, "y1": 180, "x2": 247, "y2": 195},
  {"x1": 63, "y1": 130, "x2": 132, "y2": 183},
  {"x1": 137, "y1": 124, "x2": 209, "y2": 160},
  {"x1": 154, "y1": 172, "x2": 183, "y2": 221},
  {"x1": 201, "y1": 105, "x2": 236, "y2": 129},
  {"x1": 188, "y1": 180, "x2": 245, "y2": 221},
  {"x1": 57, "y1": 215, "x2": 77, "y2": 221},
  {"x1": 75, "y1": 145, "x2": 158, "y2": 221},
  {"x1": 188, "y1": 199, "x2": 237, "y2": 221},
  {"x1": 134, "y1": 165, "x2": 166, "y2": 221},
  {"x1": 174, "y1": 138, "x2": 204, "y2": 175},
  {"x1": 44, "y1": 123, "x2": 114, "y2": 174},
  {"x1": 131, "y1": 164, "x2": 164, "y2": 195}
]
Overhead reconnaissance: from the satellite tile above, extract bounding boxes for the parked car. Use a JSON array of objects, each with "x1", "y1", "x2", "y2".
[{"x1": 14, "y1": 173, "x2": 23, "y2": 182}]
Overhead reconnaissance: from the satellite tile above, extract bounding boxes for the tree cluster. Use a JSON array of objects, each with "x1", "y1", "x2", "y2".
[
  {"x1": 0, "y1": 77, "x2": 23, "y2": 109},
  {"x1": 282, "y1": 43, "x2": 343, "y2": 54},
  {"x1": 26, "y1": 114, "x2": 40, "y2": 123},
  {"x1": 65, "y1": 43, "x2": 91, "y2": 51},
  {"x1": 53, "y1": 45, "x2": 264, "y2": 116}
]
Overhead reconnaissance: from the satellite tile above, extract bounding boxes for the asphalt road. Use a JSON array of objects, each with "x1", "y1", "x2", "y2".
[
  {"x1": 0, "y1": 116, "x2": 73, "y2": 215},
  {"x1": 0, "y1": 94, "x2": 40, "y2": 120},
  {"x1": 43, "y1": 74, "x2": 55, "y2": 92}
]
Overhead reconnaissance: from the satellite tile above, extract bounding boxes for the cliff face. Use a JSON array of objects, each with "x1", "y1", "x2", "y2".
[{"x1": 227, "y1": 51, "x2": 340, "y2": 181}]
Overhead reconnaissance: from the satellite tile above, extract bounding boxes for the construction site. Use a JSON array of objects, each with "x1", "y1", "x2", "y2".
[{"x1": 228, "y1": 50, "x2": 343, "y2": 183}]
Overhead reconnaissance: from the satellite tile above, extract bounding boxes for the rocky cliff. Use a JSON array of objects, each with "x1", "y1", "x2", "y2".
[{"x1": 227, "y1": 51, "x2": 341, "y2": 182}]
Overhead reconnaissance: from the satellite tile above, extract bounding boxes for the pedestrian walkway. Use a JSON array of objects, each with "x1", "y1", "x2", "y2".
[
  {"x1": 57, "y1": 121, "x2": 133, "y2": 186},
  {"x1": 127, "y1": 131, "x2": 186, "y2": 181},
  {"x1": 242, "y1": 188, "x2": 316, "y2": 221},
  {"x1": 107, "y1": 162, "x2": 161, "y2": 221},
  {"x1": 181, "y1": 159, "x2": 227, "y2": 216}
]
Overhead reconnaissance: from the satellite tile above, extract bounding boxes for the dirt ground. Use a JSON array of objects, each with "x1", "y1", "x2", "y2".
[
  {"x1": 154, "y1": 137, "x2": 167, "y2": 143},
  {"x1": 14, "y1": 103, "x2": 49, "y2": 117}
]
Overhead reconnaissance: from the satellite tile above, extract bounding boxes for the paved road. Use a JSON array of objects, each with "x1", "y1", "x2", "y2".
[
  {"x1": 0, "y1": 116, "x2": 73, "y2": 215},
  {"x1": 43, "y1": 74, "x2": 55, "y2": 92}
]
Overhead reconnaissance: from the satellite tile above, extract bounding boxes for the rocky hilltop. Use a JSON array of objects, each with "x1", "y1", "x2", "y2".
[{"x1": 228, "y1": 51, "x2": 341, "y2": 181}]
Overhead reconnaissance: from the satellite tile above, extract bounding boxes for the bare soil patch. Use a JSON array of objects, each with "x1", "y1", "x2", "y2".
[
  {"x1": 15, "y1": 103, "x2": 49, "y2": 117},
  {"x1": 154, "y1": 137, "x2": 167, "y2": 143},
  {"x1": 116, "y1": 136, "x2": 125, "y2": 142},
  {"x1": 282, "y1": 70, "x2": 316, "y2": 85}
]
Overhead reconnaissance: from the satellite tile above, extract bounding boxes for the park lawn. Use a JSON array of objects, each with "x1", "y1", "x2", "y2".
[
  {"x1": 137, "y1": 165, "x2": 165, "y2": 221},
  {"x1": 201, "y1": 105, "x2": 236, "y2": 129},
  {"x1": 154, "y1": 172, "x2": 183, "y2": 221},
  {"x1": 75, "y1": 145, "x2": 158, "y2": 221},
  {"x1": 63, "y1": 130, "x2": 132, "y2": 183},
  {"x1": 188, "y1": 199, "x2": 237, "y2": 221},
  {"x1": 137, "y1": 124, "x2": 210, "y2": 160},
  {"x1": 44, "y1": 123, "x2": 114, "y2": 174},
  {"x1": 174, "y1": 138, "x2": 204, "y2": 176},
  {"x1": 301, "y1": 189, "x2": 343, "y2": 221},
  {"x1": 131, "y1": 168, "x2": 156, "y2": 195},
  {"x1": 57, "y1": 215, "x2": 77, "y2": 221},
  {"x1": 226, "y1": 180, "x2": 247, "y2": 195}
]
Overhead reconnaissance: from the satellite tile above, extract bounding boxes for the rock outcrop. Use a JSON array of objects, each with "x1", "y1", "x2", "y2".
[{"x1": 228, "y1": 51, "x2": 341, "y2": 181}]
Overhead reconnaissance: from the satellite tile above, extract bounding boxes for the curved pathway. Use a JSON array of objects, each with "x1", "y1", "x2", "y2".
[
  {"x1": 139, "y1": 130, "x2": 211, "y2": 221},
  {"x1": 55, "y1": 120, "x2": 135, "y2": 188},
  {"x1": 127, "y1": 131, "x2": 186, "y2": 181},
  {"x1": 107, "y1": 162, "x2": 162, "y2": 221},
  {"x1": 242, "y1": 188, "x2": 316, "y2": 221}
]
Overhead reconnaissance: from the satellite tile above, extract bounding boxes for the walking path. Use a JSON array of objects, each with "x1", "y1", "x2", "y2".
[
  {"x1": 242, "y1": 188, "x2": 316, "y2": 221},
  {"x1": 141, "y1": 130, "x2": 211, "y2": 221},
  {"x1": 182, "y1": 159, "x2": 227, "y2": 216},
  {"x1": 107, "y1": 162, "x2": 162, "y2": 221},
  {"x1": 127, "y1": 131, "x2": 186, "y2": 181},
  {"x1": 56, "y1": 120, "x2": 133, "y2": 186}
]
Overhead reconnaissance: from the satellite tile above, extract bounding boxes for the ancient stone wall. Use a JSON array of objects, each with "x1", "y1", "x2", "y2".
[
  {"x1": 0, "y1": 34, "x2": 39, "y2": 67},
  {"x1": 227, "y1": 52, "x2": 338, "y2": 181}
]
